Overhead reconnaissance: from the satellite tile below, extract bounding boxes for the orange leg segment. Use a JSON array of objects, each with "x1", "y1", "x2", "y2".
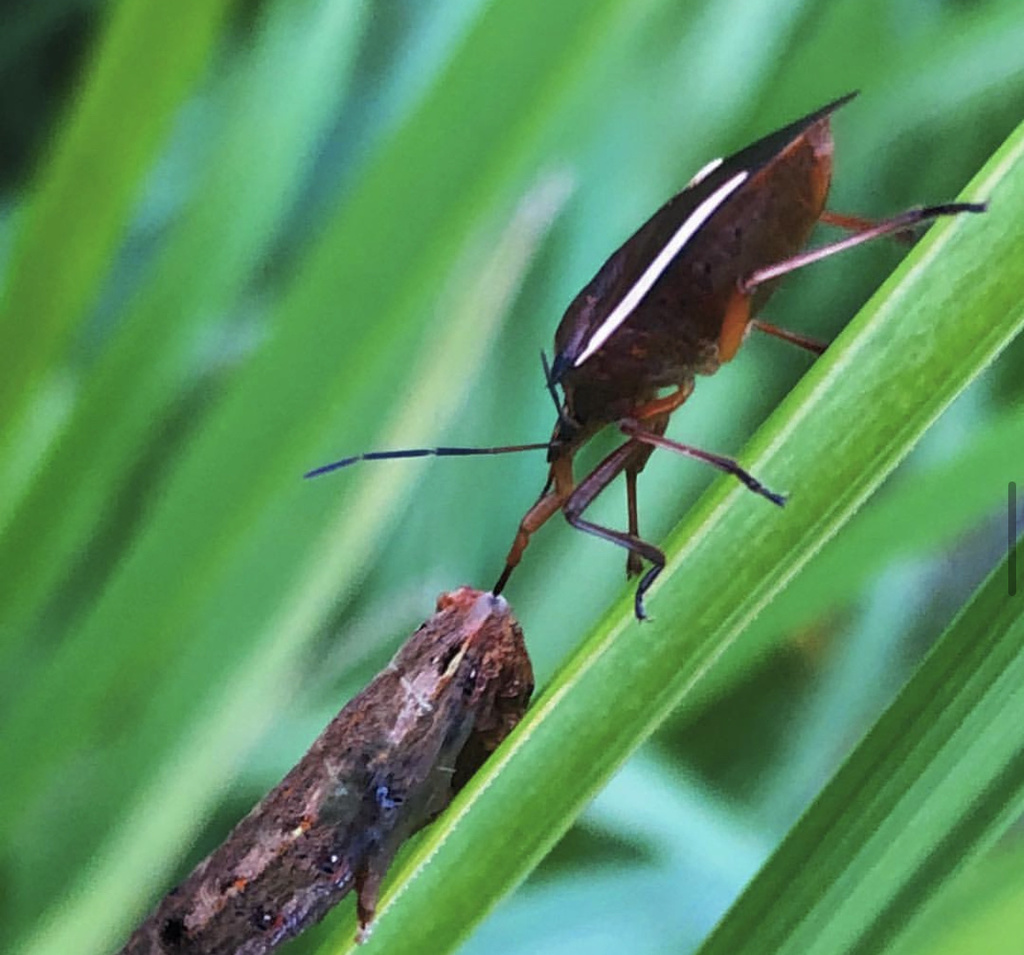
[
  {"x1": 631, "y1": 381, "x2": 693, "y2": 421},
  {"x1": 751, "y1": 319, "x2": 827, "y2": 356},
  {"x1": 493, "y1": 456, "x2": 574, "y2": 596},
  {"x1": 821, "y1": 209, "x2": 917, "y2": 244}
]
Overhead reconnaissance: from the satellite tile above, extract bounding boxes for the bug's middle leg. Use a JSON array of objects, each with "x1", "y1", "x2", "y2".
[
  {"x1": 623, "y1": 414, "x2": 671, "y2": 578},
  {"x1": 564, "y1": 438, "x2": 669, "y2": 619},
  {"x1": 719, "y1": 278, "x2": 828, "y2": 358},
  {"x1": 749, "y1": 319, "x2": 828, "y2": 355},
  {"x1": 624, "y1": 467, "x2": 643, "y2": 578},
  {"x1": 620, "y1": 419, "x2": 786, "y2": 507},
  {"x1": 621, "y1": 386, "x2": 693, "y2": 578}
]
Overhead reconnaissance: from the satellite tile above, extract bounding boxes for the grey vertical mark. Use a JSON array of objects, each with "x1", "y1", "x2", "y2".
[{"x1": 1011, "y1": 482, "x2": 1018, "y2": 597}]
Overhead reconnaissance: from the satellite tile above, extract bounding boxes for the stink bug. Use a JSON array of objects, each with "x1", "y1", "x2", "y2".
[{"x1": 307, "y1": 92, "x2": 984, "y2": 619}]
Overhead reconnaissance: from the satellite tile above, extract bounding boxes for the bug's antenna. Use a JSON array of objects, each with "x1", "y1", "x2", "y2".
[
  {"x1": 540, "y1": 350, "x2": 561, "y2": 414},
  {"x1": 540, "y1": 350, "x2": 576, "y2": 435},
  {"x1": 305, "y1": 441, "x2": 555, "y2": 479}
]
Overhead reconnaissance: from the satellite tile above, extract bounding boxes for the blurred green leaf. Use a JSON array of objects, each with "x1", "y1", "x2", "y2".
[
  {"x1": 0, "y1": 0, "x2": 658, "y2": 849},
  {"x1": 0, "y1": 0, "x2": 235, "y2": 462},
  {"x1": 0, "y1": 0, "x2": 366, "y2": 650},
  {"x1": 0, "y1": 0, "x2": 367, "y2": 658}
]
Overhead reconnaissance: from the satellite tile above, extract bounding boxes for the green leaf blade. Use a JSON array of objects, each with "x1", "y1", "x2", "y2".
[{"x1": 699, "y1": 549, "x2": 1024, "y2": 955}]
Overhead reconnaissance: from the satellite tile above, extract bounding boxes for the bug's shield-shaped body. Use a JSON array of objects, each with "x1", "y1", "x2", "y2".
[
  {"x1": 551, "y1": 94, "x2": 851, "y2": 433},
  {"x1": 117, "y1": 588, "x2": 533, "y2": 955},
  {"x1": 490, "y1": 95, "x2": 868, "y2": 618}
]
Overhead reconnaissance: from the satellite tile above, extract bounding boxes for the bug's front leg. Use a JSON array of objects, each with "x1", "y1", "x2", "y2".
[{"x1": 494, "y1": 458, "x2": 574, "y2": 596}]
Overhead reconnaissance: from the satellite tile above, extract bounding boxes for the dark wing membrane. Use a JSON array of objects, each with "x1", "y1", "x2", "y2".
[
  {"x1": 714, "y1": 90, "x2": 857, "y2": 186},
  {"x1": 552, "y1": 91, "x2": 857, "y2": 376}
]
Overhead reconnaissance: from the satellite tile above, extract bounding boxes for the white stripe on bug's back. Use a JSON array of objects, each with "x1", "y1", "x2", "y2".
[
  {"x1": 687, "y1": 157, "x2": 722, "y2": 187},
  {"x1": 573, "y1": 170, "x2": 748, "y2": 368}
]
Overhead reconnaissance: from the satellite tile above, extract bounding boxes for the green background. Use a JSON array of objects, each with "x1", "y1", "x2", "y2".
[{"x1": 1, "y1": 1, "x2": 1022, "y2": 954}]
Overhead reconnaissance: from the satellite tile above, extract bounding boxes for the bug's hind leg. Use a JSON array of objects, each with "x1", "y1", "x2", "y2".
[
  {"x1": 750, "y1": 319, "x2": 827, "y2": 356},
  {"x1": 745, "y1": 204, "x2": 984, "y2": 356},
  {"x1": 819, "y1": 210, "x2": 911, "y2": 241},
  {"x1": 742, "y1": 203, "x2": 984, "y2": 293}
]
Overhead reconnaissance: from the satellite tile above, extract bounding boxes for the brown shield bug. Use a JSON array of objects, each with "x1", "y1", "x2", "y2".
[{"x1": 307, "y1": 93, "x2": 984, "y2": 619}]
